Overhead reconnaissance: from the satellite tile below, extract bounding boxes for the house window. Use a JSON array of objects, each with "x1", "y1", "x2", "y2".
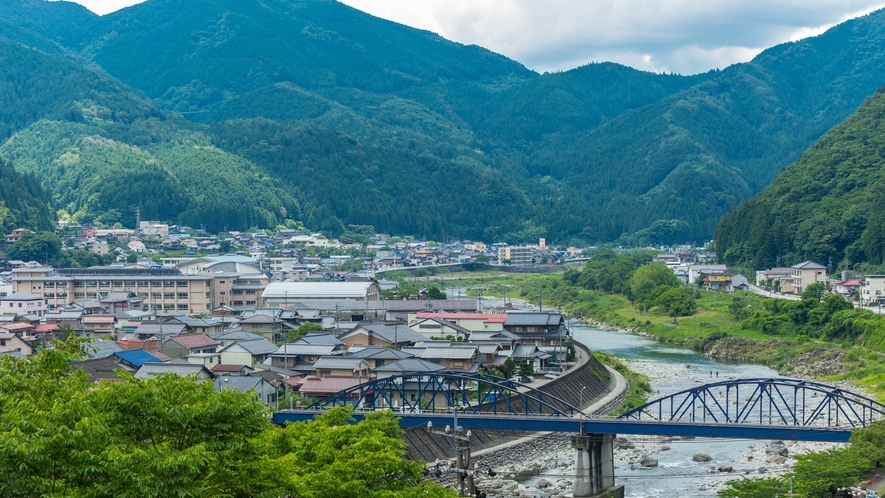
[
  {"x1": 125, "y1": 281, "x2": 136, "y2": 288},
  {"x1": 151, "y1": 293, "x2": 161, "y2": 299},
  {"x1": 246, "y1": 301, "x2": 256, "y2": 306},
  {"x1": 112, "y1": 281, "x2": 123, "y2": 288},
  {"x1": 152, "y1": 304, "x2": 161, "y2": 310},
  {"x1": 163, "y1": 304, "x2": 174, "y2": 310},
  {"x1": 177, "y1": 293, "x2": 188, "y2": 299},
  {"x1": 44, "y1": 282, "x2": 54, "y2": 288},
  {"x1": 138, "y1": 281, "x2": 149, "y2": 287},
  {"x1": 151, "y1": 281, "x2": 161, "y2": 288},
  {"x1": 98, "y1": 281, "x2": 110, "y2": 288},
  {"x1": 86, "y1": 281, "x2": 97, "y2": 288},
  {"x1": 74, "y1": 293, "x2": 85, "y2": 299},
  {"x1": 178, "y1": 304, "x2": 188, "y2": 310},
  {"x1": 45, "y1": 293, "x2": 54, "y2": 299},
  {"x1": 164, "y1": 281, "x2": 175, "y2": 288},
  {"x1": 163, "y1": 293, "x2": 174, "y2": 299},
  {"x1": 233, "y1": 301, "x2": 243, "y2": 306},
  {"x1": 177, "y1": 281, "x2": 188, "y2": 288}
]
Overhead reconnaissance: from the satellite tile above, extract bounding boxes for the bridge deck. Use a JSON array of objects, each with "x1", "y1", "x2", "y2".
[{"x1": 273, "y1": 410, "x2": 854, "y2": 442}]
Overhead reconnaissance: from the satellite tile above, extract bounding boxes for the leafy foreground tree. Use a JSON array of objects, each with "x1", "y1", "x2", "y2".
[
  {"x1": 719, "y1": 421, "x2": 885, "y2": 497},
  {"x1": 0, "y1": 340, "x2": 455, "y2": 498}
]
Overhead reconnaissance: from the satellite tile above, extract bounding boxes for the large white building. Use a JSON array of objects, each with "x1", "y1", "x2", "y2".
[{"x1": 260, "y1": 281, "x2": 381, "y2": 307}]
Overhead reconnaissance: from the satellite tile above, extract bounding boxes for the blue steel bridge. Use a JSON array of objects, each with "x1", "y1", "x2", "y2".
[{"x1": 273, "y1": 373, "x2": 885, "y2": 443}]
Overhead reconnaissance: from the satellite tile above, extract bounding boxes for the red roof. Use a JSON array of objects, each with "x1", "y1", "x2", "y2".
[
  {"x1": 838, "y1": 279, "x2": 862, "y2": 287},
  {"x1": 415, "y1": 312, "x2": 507, "y2": 323},
  {"x1": 169, "y1": 333, "x2": 219, "y2": 348},
  {"x1": 1, "y1": 322, "x2": 32, "y2": 332},
  {"x1": 34, "y1": 324, "x2": 58, "y2": 333}
]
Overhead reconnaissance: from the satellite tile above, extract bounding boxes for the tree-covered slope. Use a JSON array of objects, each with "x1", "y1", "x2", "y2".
[
  {"x1": 0, "y1": 35, "x2": 160, "y2": 140},
  {"x1": 0, "y1": 157, "x2": 54, "y2": 234},
  {"x1": 714, "y1": 85, "x2": 885, "y2": 268},
  {"x1": 0, "y1": 120, "x2": 300, "y2": 231},
  {"x1": 534, "y1": 8, "x2": 885, "y2": 243}
]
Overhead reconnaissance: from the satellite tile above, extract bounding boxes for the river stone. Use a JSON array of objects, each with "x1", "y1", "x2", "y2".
[
  {"x1": 536, "y1": 478, "x2": 551, "y2": 488},
  {"x1": 766, "y1": 455, "x2": 787, "y2": 464},
  {"x1": 614, "y1": 437, "x2": 635, "y2": 449},
  {"x1": 657, "y1": 445, "x2": 671, "y2": 451},
  {"x1": 766, "y1": 444, "x2": 789, "y2": 457},
  {"x1": 718, "y1": 465, "x2": 733, "y2": 473},
  {"x1": 640, "y1": 456, "x2": 659, "y2": 468},
  {"x1": 693, "y1": 452, "x2": 713, "y2": 462}
]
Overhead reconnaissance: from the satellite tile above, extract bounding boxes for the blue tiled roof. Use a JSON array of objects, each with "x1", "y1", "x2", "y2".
[{"x1": 113, "y1": 350, "x2": 163, "y2": 368}]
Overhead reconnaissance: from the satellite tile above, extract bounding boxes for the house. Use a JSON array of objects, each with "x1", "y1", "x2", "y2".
[
  {"x1": 127, "y1": 240, "x2": 147, "y2": 254},
  {"x1": 134, "y1": 362, "x2": 215, "y2": 379},
  {"x1": 168, "y1": 316, "x2": 223, "y2": 335},
  {"x1": 0, "y1": 332, "x2": 34, "y2": 356},
  {"x1": 161, "y1": 333, "x2": 220, "y2": 359},
  {"x1": 132, "y1": 322, "x2": 188, "y2": 341},
  {"x1": 81, "y1": 315, "x2": 117, "y2": 337},
  {"x1": 0, "y1": 292, "x2": 46, "y2": 317},
  {"x1": 401, "y1": 344, "x2": 478, "y2": 371},
  {"x1": 701, "y1": 270, "x2": 732, "y2": 290},
  {"x1": 409, "y1": 316, "x2": 471, "y2": 340},
  {"x1": 834, "y1": 279, "x2": 862, "y2": 299},
  {"x1": 236, "y1": 314, "x2": 283, "y2": 341},
  {"x1": 312, "y1": 356, "x2": 371, "y2": 378},
  {"x1": 508, "y1": 343, "x2": 552, "y2": 372},
  {"x1": 218, "y1": 338, "x2": 278, "y2": 366},
  {"x1": 297, "y1": 376, "x2": 364, "y2": 399},
  {"x1": 346, "y1": 346, "x2": 414, "y2": 369},
  {"x1": 211, "y1": 364, "x2": 254, "y2": 376},
  {"x1": 336, "y1": 322, "x2": 425, "y2": 349},
  {"x1": 791, "y1": 261, "x2": 828, "y2": 294},
  {"x1": 214, "y1": 376, "x2": 277, "y2": 407},
  {"x1": 270, "y1": 344, "x2": 340, "y2": 368},
  {"x1": 502, "y1": 313, "x2": 567, "y2": 347},
  {"x1": 186, "y1": 351, "x2": 222, "y2": 369},
  {"x1": 372, "y1": 358, "x2": 446, "y2": 379},
  {"x1": 99, "y1": 292, "x2": 144, "y2": 314},
  {"x1": 412, "y1": 312, "x2": 507, "y2": 333},
  {"x1": 210, "y1": 329, "x2": 266, "y2": 348}
]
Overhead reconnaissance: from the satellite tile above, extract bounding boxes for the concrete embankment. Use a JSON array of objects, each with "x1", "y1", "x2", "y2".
[{"x1": 404, "y1": 341, "x2": 623, "y2": 461}]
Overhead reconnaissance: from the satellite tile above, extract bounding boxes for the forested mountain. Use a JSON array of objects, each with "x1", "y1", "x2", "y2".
[
  {"x1": 0, "y1": 157, "x2": 54, "y2": 234},
  {"x1": 715, "y1": 85, "x2": 885, "y2": 269},
  {"x1": 1, "y1": 0, "x2": 885, "y2": 242}
]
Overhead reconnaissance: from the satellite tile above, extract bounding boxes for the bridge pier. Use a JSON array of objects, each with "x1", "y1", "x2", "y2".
[{"x1": 571, "y1": 434, "x2": 623, "y2": 498}]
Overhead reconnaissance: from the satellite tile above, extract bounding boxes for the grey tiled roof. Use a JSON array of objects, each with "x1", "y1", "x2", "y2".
[
  {"x1": 372, "y1": 358, "x2": 446, "y2": 373},
  {"x1": 503, "y1": 313, "x2": 562, "y2": 327}
]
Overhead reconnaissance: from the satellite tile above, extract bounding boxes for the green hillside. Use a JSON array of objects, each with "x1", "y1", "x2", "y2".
[
  {"x1": 2, "y1": 0, "x2": 885, "y2": 241},
  {"x1": 0, "y1": 156, "x2": 54, "y2": 234},
  {"x1": 0, "y1": 120, "x2": 300, "y2": 231},
  {"x1": 714, "y1": 85, "x2": 885, "y2": 268}
]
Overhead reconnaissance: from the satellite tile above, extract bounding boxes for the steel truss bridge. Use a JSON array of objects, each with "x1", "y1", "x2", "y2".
[{"x1": 273, "y1": 374, "x2": 885, "y2": 442}]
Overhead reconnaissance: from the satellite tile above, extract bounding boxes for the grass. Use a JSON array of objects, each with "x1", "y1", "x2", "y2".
[{"x1": 591, "y1": 351, "x2": 653, "y2": 415}]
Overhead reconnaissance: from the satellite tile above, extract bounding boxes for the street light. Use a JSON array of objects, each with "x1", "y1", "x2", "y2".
[{"x1": 579, "y1": 386, "x2": 587, "y2": 435}]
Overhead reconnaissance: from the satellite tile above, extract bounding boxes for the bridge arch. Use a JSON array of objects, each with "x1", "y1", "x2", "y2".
[
  {"x1": 306, "y1": 372, "x2": 581, "y2": 417},
  {"x1": 620, "y1": 377, "x2": 885, "y2": 428}
]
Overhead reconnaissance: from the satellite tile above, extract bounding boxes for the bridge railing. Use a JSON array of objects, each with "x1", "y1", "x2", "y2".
[{"x1": 620, "y1": 377, "x2": 885, "y2": 429}]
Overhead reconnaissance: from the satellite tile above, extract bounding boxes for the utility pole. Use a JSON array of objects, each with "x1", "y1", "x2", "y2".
[{"x1": 426, "y1": 414, "x2": 475, "y2": 497}]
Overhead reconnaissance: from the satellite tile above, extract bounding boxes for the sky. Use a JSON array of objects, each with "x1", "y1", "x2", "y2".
[{"x1": 66, "y1": 0, "x2": 885, "y2": 75}]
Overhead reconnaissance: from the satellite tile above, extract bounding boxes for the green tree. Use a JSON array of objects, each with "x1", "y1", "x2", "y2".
[
  {"x1": 426, "y1": 286, "x2": 447, "y2": 300},
  {"x1": 517, "y1": 359, "x2": 534, "y2": 379},
  {"x1": 630, "y1": 263, "x2": 680, "y2": 310},
  {"x1": 801, "y1": 282, "x2": 826, "y2": 302},
  {"x1": 283, "y1": 322, "x2": 324, "y2": 343},
  {"x1": 7, "y1": 230, "x2": 61, "y2": 264},
  {"x1": 501, "y1": 358, "x2": 517, "y2": 378},
  {"x1": 475, "y1": 253, "x2": 490, "y2": 264}
]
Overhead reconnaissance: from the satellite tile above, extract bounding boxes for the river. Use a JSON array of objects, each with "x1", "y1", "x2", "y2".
[{"x1": 569, "y1": 322, "x2": 840, "y2": 497}]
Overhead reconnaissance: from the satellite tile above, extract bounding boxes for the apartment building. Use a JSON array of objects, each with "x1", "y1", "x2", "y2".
[
  {"x1": 11, "y1": 266, "x2": 269, "y2": 315},
  {"x1": 498, "y1": 246, "x2": 533, "y2": 266}
]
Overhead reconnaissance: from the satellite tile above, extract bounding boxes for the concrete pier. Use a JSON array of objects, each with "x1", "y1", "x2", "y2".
[{"x1": 571, "y1": 433, "x2": 624, "y2": 498}]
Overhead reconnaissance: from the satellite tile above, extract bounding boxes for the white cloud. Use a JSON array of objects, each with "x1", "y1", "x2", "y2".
[
  {"x1": 60, "y1": 0, "x2": 144, "y2": 16},
  {"x1": 340, "y1": 0, "x2": 885, "y2": 74},
  {"x1": 66, "y1": 0, "x2": 885, "y2": 74}
]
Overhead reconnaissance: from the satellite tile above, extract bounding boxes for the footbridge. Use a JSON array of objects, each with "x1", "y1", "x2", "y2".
[{"x1": 274, "y1": 374, "x2": 885, "y2": 443}]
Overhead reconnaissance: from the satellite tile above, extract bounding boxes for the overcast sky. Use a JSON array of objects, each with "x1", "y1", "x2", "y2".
[{"x1": 67, "y1": 0, "x2": 885, "y2": 75}]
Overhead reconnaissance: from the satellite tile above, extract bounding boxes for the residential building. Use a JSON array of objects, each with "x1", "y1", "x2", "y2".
[
  {"x1": 498, "y1": 246, "x2": 533, "y2": 266},
  {"x1": 135, "y1": 363, "x2": 215, "y2": 379},
  {"x1": 336, "y1": 322, "x2": 425, "y2": 349},
  {"x1": 0, "y1": 332, "x2": 34, "y2": 356},
  {"x1": 214, "y1": 376, "x2": 277, "y2": 407},
  {"x1": 218, "y1": 338, "x2": 278, "y2": 365},
  {"x1": 502, "y1": 313, "x2": 567, "y2": 347},
  {"x1": 792, "y1": 261, "x2": 828, "y2": 294},
  {"x1": 0, "y1": 291, "x2": 46, "y2": 317},
  {"x1": 161, "y1": 333, "x2": 220, "y2": 360},
  {"x1": 11, "y1": 266, "x2": 268, "y2": 315},
  {"x1": 861, "y1": 276, "x2": 885, "y2": 305}
]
